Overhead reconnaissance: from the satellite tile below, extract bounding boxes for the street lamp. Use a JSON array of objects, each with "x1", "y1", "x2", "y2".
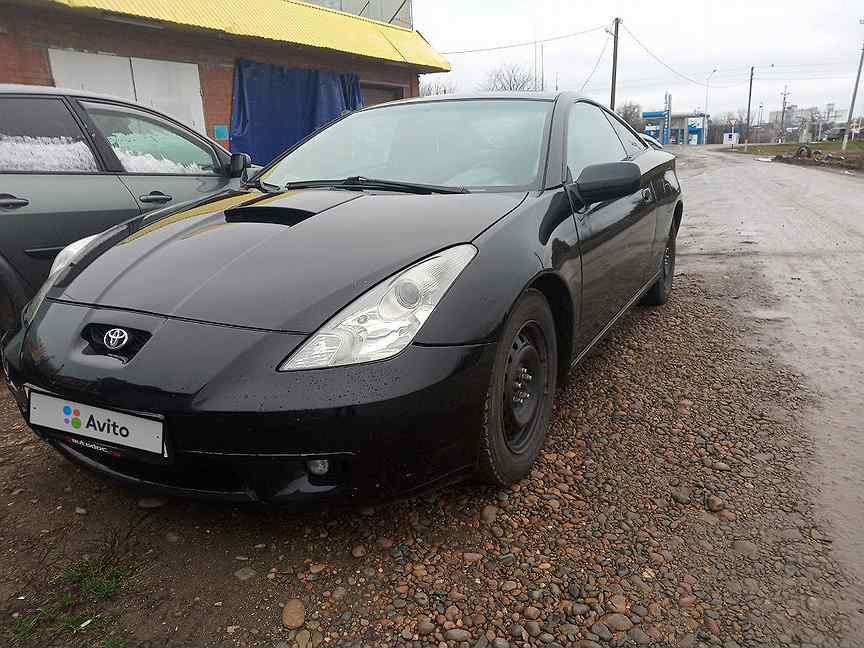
[{"x1": 704, "y1": 68, "x2": 717, "y2": 143}]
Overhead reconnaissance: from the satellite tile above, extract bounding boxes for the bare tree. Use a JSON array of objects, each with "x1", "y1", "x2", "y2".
[
  {"x1": 420, "y1": 77, "x2": 459, "y2": 97},
  {"x1": 617, "y1": 101, "x2": 645, "y2": 132},
  {"x1": 479, "y1": 63, "x2": 537, "y2": 92}
]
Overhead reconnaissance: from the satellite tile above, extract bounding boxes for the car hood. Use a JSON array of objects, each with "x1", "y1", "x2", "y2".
[{"x1": 56, "y1": 189, "x2": 527, "y2": 332}]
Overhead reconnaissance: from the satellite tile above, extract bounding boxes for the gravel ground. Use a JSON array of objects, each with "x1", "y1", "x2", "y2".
[{"x1": 1, "y1": 270, "x2": 854, "y2": 647}]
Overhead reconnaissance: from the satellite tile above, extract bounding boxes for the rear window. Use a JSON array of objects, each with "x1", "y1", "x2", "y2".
[{"x1": 0, "y1": 96, "x2": 98, "y2": 172}]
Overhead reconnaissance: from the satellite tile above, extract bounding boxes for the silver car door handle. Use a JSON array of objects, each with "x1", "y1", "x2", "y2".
[
  {"x1": 0, "y1": 194, "x2": 30, "y2": 209},
  {"x1": 139, "y1": 191, "x2": 173, "y2": 204}
]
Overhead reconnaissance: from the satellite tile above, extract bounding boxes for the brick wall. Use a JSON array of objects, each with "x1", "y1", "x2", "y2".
[{"x1": 0, "y1": 4, "x2": 421, "y2": 144}]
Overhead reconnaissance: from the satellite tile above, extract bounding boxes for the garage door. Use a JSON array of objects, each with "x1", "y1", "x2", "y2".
[{"x1": 48, "y1": 50, "x2": 206, "y2": 134}]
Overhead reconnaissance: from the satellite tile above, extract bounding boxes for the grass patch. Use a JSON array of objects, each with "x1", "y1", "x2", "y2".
[
  {"x1": 9, "y1": 536, "x2": 133, "y2": 645},
  {"x1": 62, "y1": 558, "x2": 128, "y2": 602},
  {"x1": 732, "y1": 141, "x2": 864, "y2": 156}
]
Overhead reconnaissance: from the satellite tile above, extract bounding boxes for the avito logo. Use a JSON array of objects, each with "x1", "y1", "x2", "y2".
[
  {"x1": 62, "y1": 405, "x2": 129, "y2": 438},
  {"x1": 62, "y1": 405, "x2": 81, "y2": 429}
]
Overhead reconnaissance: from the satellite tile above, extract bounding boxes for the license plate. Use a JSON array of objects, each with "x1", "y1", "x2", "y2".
[{"x1": 29, "y1": 391, "x2": 164, "y2": 455}]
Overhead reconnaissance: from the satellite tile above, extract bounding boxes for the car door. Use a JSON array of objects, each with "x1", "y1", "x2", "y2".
[
  {"x1": 564, "y1": 101, "x2": 655, "y2": 351},
  {"x1": 603, "y1": 110, "x2": 661, "y2": 284},
  {"x1": 0, "y1": 94, "x2": 141, "y2": 301},
  {"x1": 74, "y1": 99, "x2": 232, "y2": 213}
]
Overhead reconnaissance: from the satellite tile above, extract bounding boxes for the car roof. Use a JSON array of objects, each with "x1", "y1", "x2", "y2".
[
  {"x1": 384, "y1": 91, "x2": 594, "y2": 106},
  {"x1": 0, "y1": 83, "x2": 136, "y2": 103}
]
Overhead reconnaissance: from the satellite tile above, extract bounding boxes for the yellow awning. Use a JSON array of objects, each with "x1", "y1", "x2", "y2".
[{"x1": 43, "y1": 0, "x2": 451, "y2": 72}]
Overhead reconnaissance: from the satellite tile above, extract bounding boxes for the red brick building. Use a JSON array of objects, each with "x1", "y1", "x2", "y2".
[{"x1": 1, "y1": 0, "x2": 450, "y2": 148}]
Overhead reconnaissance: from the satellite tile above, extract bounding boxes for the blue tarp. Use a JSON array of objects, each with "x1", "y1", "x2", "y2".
[{"x1": 230, "y1": 60, "x2": 364, "y2": 165}]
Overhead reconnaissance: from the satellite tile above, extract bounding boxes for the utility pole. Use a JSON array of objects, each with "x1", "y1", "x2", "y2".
[
  {"x1": 744, "y1": 66, "x2": 755, "y2": 142},
  {"x1": 842, "y1": 38, "x2": 864, "y2": 150},
  {"x1": 779, "y1": 86, "x2": 790, "y2": 143},
  {"x1": 610, "y1": 17, "x2": 620, "y2": 110}
]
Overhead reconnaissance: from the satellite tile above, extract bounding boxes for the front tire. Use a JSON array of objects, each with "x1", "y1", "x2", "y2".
[
  {"x1": 478, "y1": 289, "x2": 557, "y2": 486},
  {"x1": 641, "y1": 225, "x2": 677, "y2": 306}
]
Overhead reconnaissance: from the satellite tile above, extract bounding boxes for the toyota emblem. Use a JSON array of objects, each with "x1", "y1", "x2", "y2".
[{"x1": 103, "y1": 328, "x2": 129, "y2": 350}]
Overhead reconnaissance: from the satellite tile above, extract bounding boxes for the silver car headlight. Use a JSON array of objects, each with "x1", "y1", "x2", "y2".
[
  {"x1": 21, "y1": 234, "x2": 100, "y2": 328},
  {"x1": 280, "y1": 244, "x2": 477, "y2": 371},
  {"x1": 49, "y1": 234, "x2": 99, "y2": 277}
]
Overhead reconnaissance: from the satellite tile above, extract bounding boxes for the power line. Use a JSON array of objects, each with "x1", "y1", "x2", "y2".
[
  {"x1": 440, "y1": 25, "x2": 606, "y2": 55},
  {"x1": 621, "y1": 24, "x2": 710, "y2": 87},
  {"x1": 581, "y1": 34, "x2": 610, "y2": 92}
]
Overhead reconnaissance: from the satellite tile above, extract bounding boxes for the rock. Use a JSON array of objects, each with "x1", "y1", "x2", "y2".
[
  {"x1": 418, "y1": 620, "x2": 436, "y2": 636},
  {"x1": 501, "y1": 580, "x2": 519, "y2": 592},
  {"x1": 631, "y1": 604, "x2": 648, "y2": 617},
  {"x1": 713, "y1": 461, "x2": 731, "y2": 471},
  {"x1": 577, "y1": 642, "x2": 602, "y2": 648},
  {"x1": 559, "y1": 623, "x2": 579, "y2": 636},
  {"x1": 707, "y1": 495, "x2": 725, "y2": 512},
  {"x1": 331, "y1": 586, "x2": 347, "y2": 601},
  {"x1": 226, "y1": 625, "x2": 240, "y2": 634},
  {"x1": 628, "y1": 627, "x2": 651, "y2": 645},
  {"x1": 571, "y1": 603, "x2": 590, "y2": 615},
  {"x1": 295, "y1": 629, "x2": 311, "y2": 648},
  {"x1": 732, "y1": 539, "x2": 758, "y2": 557},
  {"x1": 401, "y1": 627, "x2": 413, "y2": 641},
  {"x1": 524, "y1": 606, "x2": 541, "y2": 620},
  {"x1": 670, "y1": 486, "x2": 691, "y2": 505},
  {"x1": 525, "y1": 620, "x2": 541, "y2": 636},
  {"x1": 445, "y1": 605, "x2": 461, "y2": 622},
  {"x1": 309, "y1": 563, "x2": 326, "y2": 574},
  {"x1": 351, "y1": 544, "x2": 367, "y2": 558},
  {"x1": 282, "y1": 599, "x2": 305, "y2": 629},
  {"x1": 481, "y1": 504, "x2": 498, "y2": 524},
  {"x1": 590, "y1": 623, "x2": 612, "y2": 641},
  {"x1": 377, "y1": 536, "x2": 394, "y2": 549},
  {"x1": 608, "y1": 593, "x2": 627, "y2": 613},
  {"x1": 510, "y1": 624, "x2": 525, "y2": 638},
  {"x1": 492, "y1": 638, "x2": 510, "y2": 648},
  {"x1": 166, "y1": 532, "x2": 181, "y2": 543},
  {"x1": 445, "y1": 628, "x2": 471, "y2": 642},
  {"x1": 137, "y1": 497, "x2": 165, "y2": 509},
  {"x1": 463, "y1": 552, "x2": 483, "y2": 562},
  {"x1": 234, "y1": 567, "x2": 257, "y2": 581},
  {"x1": 74, "y1": 506, "x2": 87, "y2": 515},
  {"x1": 599, "y1": 613, "x2": 633, "y2": 631}
]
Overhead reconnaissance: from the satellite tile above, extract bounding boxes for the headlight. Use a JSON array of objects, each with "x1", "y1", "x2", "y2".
[
  {"x1": 49, "y1": 234, "x2": 99, "y2": 277},
  {"x1": 280, "y1": 244, "x2": 477, "y2": 370},
  {"x1": 21, "y1": 234, "x2": 99, "y2": 328}
]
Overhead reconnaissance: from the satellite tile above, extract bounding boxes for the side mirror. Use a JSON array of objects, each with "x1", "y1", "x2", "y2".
[
  {"x1": 228, "y1": 153, "x2": 251, "y2": 178},
  {"x1": 574, "y1": 162, "x2": 641, "y2": 205}
]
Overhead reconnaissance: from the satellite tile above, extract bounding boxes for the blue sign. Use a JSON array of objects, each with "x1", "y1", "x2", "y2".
[{"x1": 213, "y1": 124, "x2": 229, "y2": 140}]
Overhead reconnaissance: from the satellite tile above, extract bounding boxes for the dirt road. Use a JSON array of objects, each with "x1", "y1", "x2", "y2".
[
  {"x1": 674, "y1": 144, "x2": 864, "y2": 614},
  {"x1": 1, "y1": 147, "x2": 862, "y2": 647}
]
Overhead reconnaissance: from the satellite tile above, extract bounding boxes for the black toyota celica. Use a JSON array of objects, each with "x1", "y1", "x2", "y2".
[{"x1": 1, "y1": 92, "x2": 682, "y2": 505}]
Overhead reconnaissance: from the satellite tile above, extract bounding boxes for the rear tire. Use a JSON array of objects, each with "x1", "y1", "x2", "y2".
[
  {"x1": 478, "y1": 289, "x2": 557, "y2": 486},
  {"x1": 641, "y1": 225, "x2": 677, "y2": 306}
]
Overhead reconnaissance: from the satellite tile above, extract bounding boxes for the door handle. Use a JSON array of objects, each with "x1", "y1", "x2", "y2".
[
  {"x1": 0, "y1": 194, "x2": 30, "y2": 209},
  {"x1": 139, "y1": 191, "x2": 173, "y2": 204}
]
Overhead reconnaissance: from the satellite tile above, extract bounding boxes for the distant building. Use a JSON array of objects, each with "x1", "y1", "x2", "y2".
[{"x1": 642, "y1": 110, "x2": 707, "y2": 145}]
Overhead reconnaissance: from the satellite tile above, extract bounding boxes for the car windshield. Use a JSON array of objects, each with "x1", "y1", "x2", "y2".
[{"x1": 262, "y1": 99, "x2": 551, "y2": 191}]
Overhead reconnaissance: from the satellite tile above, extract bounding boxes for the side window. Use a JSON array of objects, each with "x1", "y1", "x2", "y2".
[
  {"x1": 0, "y1": 96, "x2": 98, "y2": 173},
  {"x1": 566, "y1": 102, "x2": 627, "y2": 180},
  {"x1": 81, "y1": 101, "x2": 218, "y2": 175},
  {"x1": 605, "y1": 113, "x2": 648, "y2": 158}
]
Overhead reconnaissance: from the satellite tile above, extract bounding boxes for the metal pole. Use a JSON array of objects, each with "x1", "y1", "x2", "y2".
[
  {"x1": 704, "y1": 69, "x2": 716, "y2": 144},
  {"x1": 842, "y1": 41, "x2": 864, "y2": 150},
  {"x1": 610, "y1": 17, "x2": 620, "y2": 110},
  {"x1": 745, "y1": 66, "x2": 754, "y2": 142},
  {"x1": 779, "y1": 86, "x2": 789, "y2": 143}
]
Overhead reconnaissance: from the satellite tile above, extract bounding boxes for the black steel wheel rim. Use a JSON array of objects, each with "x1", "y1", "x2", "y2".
[{"x1": 502, "y1": 320, "x2": 548, "y2": 454}]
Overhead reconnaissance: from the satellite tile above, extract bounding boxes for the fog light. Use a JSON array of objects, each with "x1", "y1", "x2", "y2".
[{"x1": 307, "y1": 459, "x2": 330, "y2": 476}]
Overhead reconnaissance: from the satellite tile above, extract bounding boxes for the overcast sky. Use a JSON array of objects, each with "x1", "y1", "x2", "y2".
[{"x1": 414, "y1": 1, "x2": 864, "y2": 121}]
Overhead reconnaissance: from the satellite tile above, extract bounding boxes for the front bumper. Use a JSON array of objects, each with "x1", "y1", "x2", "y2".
[{"x1": 2, "y1": 301, "x2": 496, "y2": 504}]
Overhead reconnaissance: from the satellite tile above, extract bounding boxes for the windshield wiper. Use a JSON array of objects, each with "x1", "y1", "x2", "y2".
[
  {"x1": 282, "y1": 176, "x2": 469, "y2": 194},
  {"x1": 243, "y1": 175, "x2": 280, "y2": 192}
]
